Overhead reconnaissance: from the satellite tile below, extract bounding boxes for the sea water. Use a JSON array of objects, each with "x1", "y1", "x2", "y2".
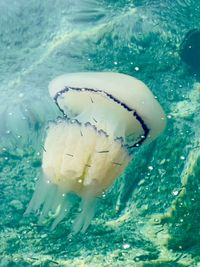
[{"x1": 0, "y1": 0, "x2": 199, "y2": 266}]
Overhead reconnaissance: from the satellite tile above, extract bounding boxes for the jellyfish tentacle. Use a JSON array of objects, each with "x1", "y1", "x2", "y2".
[
  {"x1": 50, "y1": 193, "x2": 75, "y2": 230},
  {"x1": 50, "y1": 187, "x2": 68, "y2": 214},
  {"x1": 72, "y1": 196, "x2": 97, "y2": 234},
  {"x1": 38, "y1": 184, "x2": 57, "y2": 224},
  {"x1": 80, "y1": 198, "x2": 97, "y2": 234},
  {"x1": 24, "y1": 174, "x2": 50, "y2": 215}
]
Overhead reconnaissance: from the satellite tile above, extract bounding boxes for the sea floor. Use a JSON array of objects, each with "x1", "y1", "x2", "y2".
[{"x1": 0, "y1": 0, "x2": 200, "y2": 266}]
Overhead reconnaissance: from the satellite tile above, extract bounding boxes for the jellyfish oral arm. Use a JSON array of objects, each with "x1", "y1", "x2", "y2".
[
  {"x1": 42, "y1": 119, "x2": 131, "y2": 196},
  {"x1": 25, "y1": 118, "x2": 131, "y2": 233}
]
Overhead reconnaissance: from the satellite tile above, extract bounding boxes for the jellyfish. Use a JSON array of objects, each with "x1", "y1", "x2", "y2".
[{"x1": 25, "y1": 72, "x2": 166, "y2": 234}]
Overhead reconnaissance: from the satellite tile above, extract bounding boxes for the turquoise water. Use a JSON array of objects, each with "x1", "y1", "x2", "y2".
[{"x1": 0, "y1": 0, "x2": 200, "y2": 266}]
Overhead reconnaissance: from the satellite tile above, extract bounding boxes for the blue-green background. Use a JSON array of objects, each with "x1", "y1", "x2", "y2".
[{"x1": 0, "y1": 0, "x2": 199, "y2": 266}]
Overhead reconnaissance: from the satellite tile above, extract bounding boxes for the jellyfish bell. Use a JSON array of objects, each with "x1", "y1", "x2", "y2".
[
  {"x1": 25, "y1": 72, "x2": 166, "y2": 234},
  {"x1": 49, "y1": 72, "x2": 166, "y2": 143}
]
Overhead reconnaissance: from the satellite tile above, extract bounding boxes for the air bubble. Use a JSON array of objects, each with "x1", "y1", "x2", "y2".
[
  {"x1": 148, "y1": 166, "x2": 153, "y2": 171},
  {"x1": 102, "y1": 191, "x2": 106, "y2": 198},
  {"x1": 134, "y1": 257, "x2": 140, "y2": 262},
  {"x1": 172, "y1": 190, "x2": 179, "y2": 196},
  {"x1": 122, "y1": 243, "x2": 130, "y2": 249}
]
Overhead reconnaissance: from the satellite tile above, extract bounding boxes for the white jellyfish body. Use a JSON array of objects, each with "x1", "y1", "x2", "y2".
[{"x1": 25, "y1": 72, "x2": 166, "y2": 234}]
